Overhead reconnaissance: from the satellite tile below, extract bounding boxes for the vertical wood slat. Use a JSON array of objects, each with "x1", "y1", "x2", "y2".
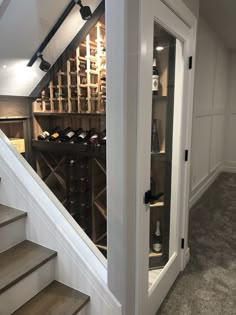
[
  {"x1": 76, "y1": 47, "x2": 81, "y2": 113},
  {"x1": 49, "y1": 81, "x2": 54, "y2": 111},
  {"x1": 86, "y1": 34, "x2": 91, "y2": 113},
  {"x1": 96, "y1": 22, "x2": 101, "y2": 113},
  {"x1": 67, "y1": 60, "x2": 72, "y2": 113},
  {"x1": 57, "y1": 73, "x2": 63, "y2": 112}
]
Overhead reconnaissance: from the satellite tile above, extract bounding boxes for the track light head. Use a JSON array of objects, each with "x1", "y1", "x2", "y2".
[
  {"x1": 76, "y1": 0, "x2": 92, "y2": 20},
  {"x1": 37, "y1": 53, "x2": 51, "y2": 72}
]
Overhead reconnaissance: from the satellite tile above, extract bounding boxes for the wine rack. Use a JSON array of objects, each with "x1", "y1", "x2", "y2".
[
  {"x1": 33, "y1": 18, "x2": 106, "y2": 114},
  {"x1": 32, "y1": 14, "x2": 108, "y2": 256},
  {"x1": 33, "y1": 141, "x2": 106, "y2": 249}
]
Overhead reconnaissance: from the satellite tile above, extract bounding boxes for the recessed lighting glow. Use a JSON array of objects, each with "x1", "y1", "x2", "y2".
[
  {"x1": 3, "y1": 65, "x2": 7, "y2": 69},
  {"x1": 156, "y1": 46, "x2": 164, "y2": 51}
]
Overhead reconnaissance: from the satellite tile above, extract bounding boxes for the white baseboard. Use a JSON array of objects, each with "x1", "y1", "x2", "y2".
[
  {"x1": 222, "y1": 165, "x2": 236, "y2": 173},
  {"x1": 189, "y1": 166, "x2": 222, "y2": 208}
]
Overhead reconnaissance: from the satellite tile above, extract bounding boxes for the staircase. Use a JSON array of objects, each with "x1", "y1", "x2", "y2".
[{"x1": 0, "y1": 204, "x2": 90, "y2": 315}]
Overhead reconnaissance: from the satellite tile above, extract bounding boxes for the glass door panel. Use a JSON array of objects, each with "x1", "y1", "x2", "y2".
[{"x1": 149, "y1": 21, "x2": 176, "y2": 272}]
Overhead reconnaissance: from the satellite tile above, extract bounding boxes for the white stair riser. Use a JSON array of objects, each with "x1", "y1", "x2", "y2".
[
  {"x1": 77, "y1": 304, "x2": 89, "y2": 315},
  {"x1": 0, "y1": 218, "x2": 26, "y2": 253},
  {"x1": 0, "y1": 259, "x2": 56, "y2": 315}
]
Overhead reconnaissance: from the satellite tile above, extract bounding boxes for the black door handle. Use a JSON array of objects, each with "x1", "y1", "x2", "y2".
[{"x1": 144, "y1": 190, "x2": 164, "y2": 204}]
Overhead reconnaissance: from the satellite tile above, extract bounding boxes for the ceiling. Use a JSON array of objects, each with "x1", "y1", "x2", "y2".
[
  {"x1": 0, "y1": 0, "x2": 101, "y2": 96},
  {"x1": 200, "y1": 0, "x2": 236, "y2": 52}
]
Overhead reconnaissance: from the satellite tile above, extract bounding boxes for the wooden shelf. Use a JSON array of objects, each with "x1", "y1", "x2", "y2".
[
  {"x1": 152, "y1": 95, "x2": 167, "y2": 101},
  {"x1": 32, "y1": 140, "x2": 106, "y2": 157},
  {"x1": 149, "y1": 250, "x2": 162, "y2": 257},
  {"x1": 150, "y1": 201, "x2": 164, "y2": 208},
  {"x1": 33, "y1": 112, "x2": 105, "y2": 117}
]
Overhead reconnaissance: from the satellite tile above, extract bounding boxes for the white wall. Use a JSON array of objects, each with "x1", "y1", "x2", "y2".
[
  {"x1": 182, "y1": 0, "x2": 199, "y2": 17},
  {"x1": 190, "y1": 17, "x2": 229, "y2": 206},
  {"x1": 224, "y1": 54, "x2": 236, "y2": 172}
]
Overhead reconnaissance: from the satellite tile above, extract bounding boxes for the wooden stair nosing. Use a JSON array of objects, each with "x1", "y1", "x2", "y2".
[
  {"x1": 0, "y1": 240, "x2": 57, "y2": 294},
  {"x1": 0, "y1": 204, "x2": 27, "y2": 228},
  {"x1": 12, "y1": 280, "x2": 90, "y2": 315}
]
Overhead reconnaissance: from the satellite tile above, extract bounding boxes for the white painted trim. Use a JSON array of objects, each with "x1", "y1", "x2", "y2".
[
  {"x1": 189, "y1": 165, "x2": 223, "y2": 208},
  {"x1": 136, "y1": 0, "x2": 197, "y2": 314},
  {"x1": 195, "y1": 109, "x2": 225, "y2": 117},
  {"x1": 222, "y1": 165, "x2": 236, "y2": 173},
  {"x1": 161, "y1": 0, "x2": 196, "y2": 27}
]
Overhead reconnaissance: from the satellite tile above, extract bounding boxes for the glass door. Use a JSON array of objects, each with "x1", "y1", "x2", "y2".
[
  {"x1": 135, "y1": 0, "x2": 195, "y2": 313},
  {"x1": 148, "y1": 23, "x2": 176, "y2": 272}
]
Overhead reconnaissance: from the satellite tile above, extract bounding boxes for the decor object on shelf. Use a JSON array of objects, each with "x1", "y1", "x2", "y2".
[{"x1": 153, "y1": 220, "x2": 162, "y2": 253}]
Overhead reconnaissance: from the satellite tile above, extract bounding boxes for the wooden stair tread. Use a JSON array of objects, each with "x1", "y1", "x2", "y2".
[
  {"x1": 0, "y1": 240, "x2": 57, "y2": 294},
  {"x1": 12, "y1": 280, "x2": 90, "y2": 315},
  {"x1": 0, "y1": 204, "x2": 27, "y2": 228}
]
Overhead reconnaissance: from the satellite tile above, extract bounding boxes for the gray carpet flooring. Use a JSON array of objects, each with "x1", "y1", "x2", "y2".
[{"x1": 157, "y1": 172, "x2": 236, "y2": 315}]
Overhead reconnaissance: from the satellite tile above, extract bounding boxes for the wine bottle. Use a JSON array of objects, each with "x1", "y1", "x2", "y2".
[
  {"x1": 152, "y1": 59, "x2": 159, "y2": 95},
  {"x1": 75, "y1": 130, "x2": 91, "y2": 144},
  {"x1": 151, "y1": 119, "x2": 160, "y2": 153},
  {"x1": 48, "y1": 127, "x2": 70, "y2": 141},
  {"x1": 70, "y1": 128, "x2": 83, "y2": 143},
  {"x1": 82, "y1": 128, "x2": 96, "y2": 145},
  {"x1": 153, "y1": 220, "x2": 162, "y2": 253},
  {"x1": 58, "y1": 128, "x2": 76, "y2": 142},
  {"x1": 88, "y1": 132, "x2": 99, "y2": 145},
  {"x1": 101, "y1": 129, "x2": 106, "y2": 145},
  {"x1": 37, "y1": 126, "x2": 60, "y2": 140}
]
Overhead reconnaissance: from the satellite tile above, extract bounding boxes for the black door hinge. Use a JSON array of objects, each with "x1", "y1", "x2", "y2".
[
  {"x1": 189, "y1": 56, "x2": 192, "y2": 69},
  {"x1": 181, "y1": 238, "x2": 185, "y2": 249},
  {"x1": 185, "y1": 150, "x2": 188, "y2": 162}
]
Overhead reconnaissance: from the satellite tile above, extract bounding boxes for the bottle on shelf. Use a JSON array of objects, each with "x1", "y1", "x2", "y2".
[
  {"x1": 57, "y1": 127, "x2": 76, "y2": 142},
  {"x1": 151, "y1": 119, "x2": 160, "y2": 153},
  {"x1": 48, "y1": 127, "x2": 71, "y2": 142},
  {"x1": 88, "y1": 131, "x2": 99, "y2": 145},
  {"x1": 79, "y1": 63, "x2": 86, "y2": 72},
  {"x1": 101, "y1": 129, "x2": 106, "y2": 145},
  {"x1": 82, "y1": 128, "x2": 96, "y2": 145},
  {"x1": 153, "y1": 220, "x2": 162, "y2": 253},
  {"x1": 70, "y1": 128, "x2": 83, "y2": 143},
  {"x1": 75, "y1": 129, "x2": 93, "y2": 144},
  {"x1": 37, "y1": 126, "x2": 60, "y2": 141},
  {"x1": 152, "y1": 58, "x2": 159, "y2": 95}
]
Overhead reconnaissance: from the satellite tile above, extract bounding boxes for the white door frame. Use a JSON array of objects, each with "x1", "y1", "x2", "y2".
[
  {"x1": 106, "y1": 0, "x2": 197, "y2": 314},
  {"x1": 135, "y1": 1, "x2": 197, "y2": 314}
]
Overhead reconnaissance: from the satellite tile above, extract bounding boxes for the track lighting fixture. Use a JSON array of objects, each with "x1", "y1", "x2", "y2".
[
  {"x1": 27, "y1": 0, "x2": 94, "y2": 68},
  {"x1": 37, "y1": 53, "x2": 51, "y2": 72},
  {"x1": 75, "y1": 0, "x2": 92, "y2": 20}
]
